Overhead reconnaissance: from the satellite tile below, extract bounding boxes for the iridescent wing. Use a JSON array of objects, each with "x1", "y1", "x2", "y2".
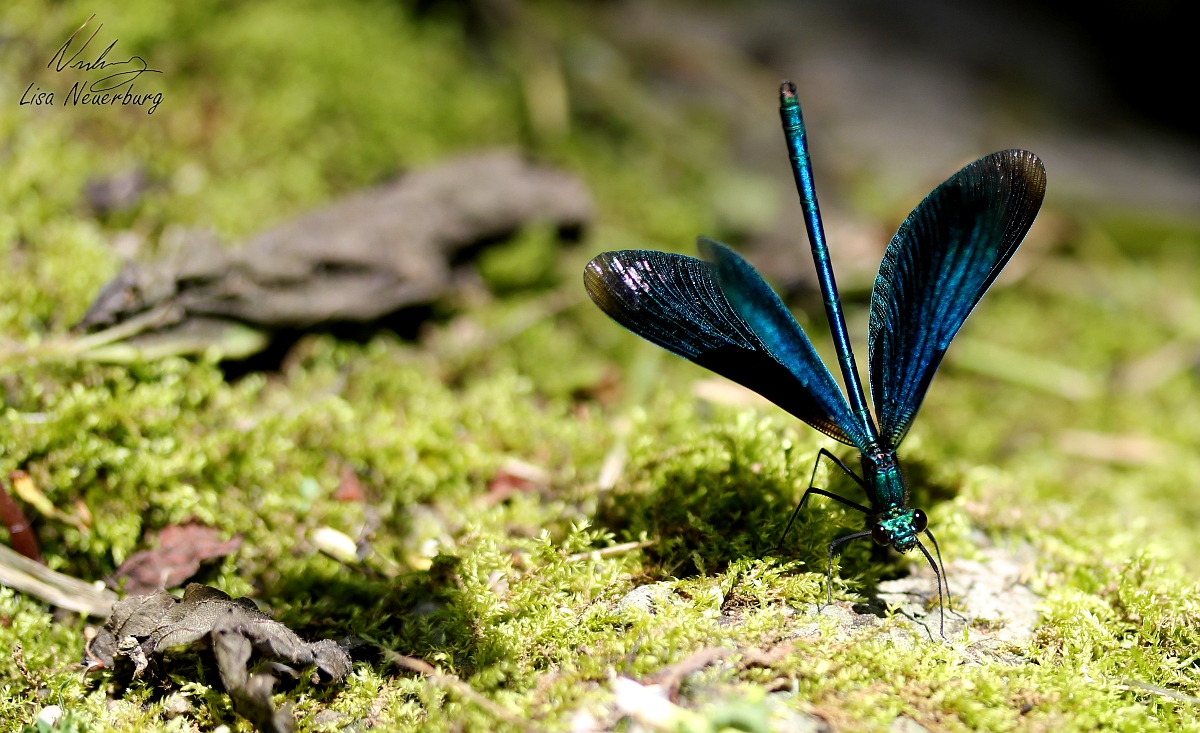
[
  {"x1": 585, "y1": 244, "x2": 870, "y2": 450},
  {"x1": 869, "y1": 149, "x2": 1046, "y2": 448}
]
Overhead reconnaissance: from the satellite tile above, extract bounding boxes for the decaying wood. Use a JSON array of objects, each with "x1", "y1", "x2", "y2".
[
  {"x1": 76, "y1": 151, "x2": 592, "y2": 356},
  {"x1": 383, "y1": 649, "x2": 536, "y2": 732},
  {"x1": 0, "y1": 543, "x2": 117, "y2": 617},
  {"x1": 89, "y1": 584, "x2": 352, "y2": 733}
]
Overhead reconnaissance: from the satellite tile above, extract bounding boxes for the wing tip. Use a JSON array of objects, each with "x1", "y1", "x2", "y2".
[
  {"x1": 695, "y1": 235, "x2": 729, "y2": 263},
  {"x1": 583, "y1": 251, "x2": 625, "y2": 311},
  {"x1": 990, "y1": 149, "x2": 1048, "y2": 198}
]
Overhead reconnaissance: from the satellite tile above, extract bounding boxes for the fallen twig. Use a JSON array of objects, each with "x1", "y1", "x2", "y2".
[
  {"x1": 567, "y1": 539, "x2": 657, "y2": 563},
  {"x1": 0, "y1": 305, "x2": 183, "y2": 366},
  {"x1": 382, "y1": 649, "x2": 536, "y2": 731},
  {"x1": 1120, "y1": 679, "x2": 1200, "y2": 705},
  {"x1": 644, "y1": 647, "x2": 733, "y2": 701},
  {"x1": 0, "y1": 543, "x2": 116, "y2": 616}
]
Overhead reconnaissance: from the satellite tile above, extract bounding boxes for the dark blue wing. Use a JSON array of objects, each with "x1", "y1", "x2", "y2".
[
  {"x1": 698, "y1": 238, "x2": 873, "y2": 449},
  {"x1": 585, "y1": 245, "x2": 870, "y2": 450},
  {"x1": 869, "y1": 149, "x2": 1046, "y2": 448}
]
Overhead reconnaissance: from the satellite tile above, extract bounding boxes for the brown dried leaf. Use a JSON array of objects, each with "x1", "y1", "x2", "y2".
[
  {"x1": 485, "y1": 459, "x2": 550, "y2": 504},
  {"x1": 115, "y1": 524, "x2": 242, "y2": 596},
  {"x1": 89, "y1": 584, "x2": 351, "y2": 733},
  {"x1": 0, "y1": 480, "x2": 41, "y2": 562},
  {"x1": 333, "y1": 466, "x2": 365, "y2": 502}
]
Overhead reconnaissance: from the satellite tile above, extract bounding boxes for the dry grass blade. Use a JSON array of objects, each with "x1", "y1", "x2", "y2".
[
  {"x1": 567, "y1": 539, "x2": 657, "y2": 563},
  {"x1": 382, "y1": 650, "x2": 537, "y2": 732},
  {"x1": 738, "y1": 641, "x2": 796, "y2": 668},
  {"x1": 643, "y1": 647, "x2": 733, "y2": 701},
  {"x1": 1120, "y1": 679, "x2": 1200, "y2": 705}
]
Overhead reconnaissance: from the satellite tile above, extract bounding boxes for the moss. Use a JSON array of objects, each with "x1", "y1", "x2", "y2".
[{"x1": 5, "y1": 1, "x2": 1200, "y2": 732}]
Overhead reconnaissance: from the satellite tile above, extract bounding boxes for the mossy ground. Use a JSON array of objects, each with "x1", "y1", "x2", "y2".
[{"x1": 4, "y1": 2, "x2": 1200, "y2": 731}]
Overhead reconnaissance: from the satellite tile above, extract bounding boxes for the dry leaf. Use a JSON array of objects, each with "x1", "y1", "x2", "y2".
[
  {"x1": 0, "y1": 480, "x2": 41, "y2": 562},
  {"x1": 486, "y1": 459, "x2": 550, "y2": 504},
  {"x1": 115, "y1": 524, "x2": 242, "y2": 595},
  {"x1": 89, "y1": 583, "x2": 350, "y2": 733},
  {"x1": 333, "y1": 466, "x2": 365, "y2": 502},
  {"x1": 9, "y1": 470, "x2": 90, "y2": 531}
]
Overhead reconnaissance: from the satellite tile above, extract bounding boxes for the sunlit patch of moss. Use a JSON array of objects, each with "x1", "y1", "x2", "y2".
[{"x1": 0, "y1": 589, "x2": 93, "y2": 724}]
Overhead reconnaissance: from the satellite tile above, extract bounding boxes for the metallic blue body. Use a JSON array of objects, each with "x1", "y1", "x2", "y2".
[
  {"x1": 778, "y1": 83, "x2": 920, "y2": 551},
  {"x1": 779, "y1": 89, "x2": 878, "y2": 447},
  {"x1": 863, "y1": 454, "x2": 907, "y2": 509},
  {"x1": 779, "y1": 83, "x2": 919, "y2": 548},
  {"x1": 861, "y1": 454, "x2": 919, "y2": 551}
]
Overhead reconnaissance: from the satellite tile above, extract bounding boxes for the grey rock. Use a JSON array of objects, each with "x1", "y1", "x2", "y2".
[
  {"x1": 616, "y1": 583, "x2": 675, "y2": 615},
  {"x1": 889, "y1": 716, "x2": 933, "y2": 733},
  {"x1": 792, "y1": 601, "x2": 881, "y2": 638},
  {"x1": 877, "y1": 545, "x2": 1040, "y2": 650},
  {"x1": 309, "y1": 709, "x2": 346, "y2": 728},
  {"x1": 85, "y1": 168, "x2": 149, "y2": 215},
  {"x1": 766, "y1": 695, "x2": 833, "y2": 733},
  {"x1": 161, "y1": 692, "x2": 192, "y2": 717}
]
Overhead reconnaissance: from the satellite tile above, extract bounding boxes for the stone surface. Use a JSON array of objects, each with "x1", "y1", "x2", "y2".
[
  {"x1": 876, "y1": 544, "x2": 1040, "y2": 653},
  {"x1": 761, "y1": 544, "x2": 1041, "y2": 660},
  {"x1": 889, "y1": 715, "x2": 933, "y2": 733},
  {"x1": 616, "y1": 583, "x2": 675, "y2": 616},
  {"x1": 308, "y1": 709, "x2": 346, "y2": 728},
  {"x1": 765, "y1": 695, "x2": 834, "y2": 733}
]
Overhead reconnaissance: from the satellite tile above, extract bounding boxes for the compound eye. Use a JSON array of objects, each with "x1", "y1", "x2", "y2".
[
  {"x1": 912, "y1": 509, "x2": 928, "y2": 533},
  {"x1": 871, "y1": 523, "x2": 890, "y2": 545}
]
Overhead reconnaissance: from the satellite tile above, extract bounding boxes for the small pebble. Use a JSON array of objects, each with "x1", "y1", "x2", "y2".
[
  {"x1": 310, "y1": 709, "x2": 346, "y2": 727},
  {"x1": 616, "y1": 583, "x2": 673, "y2": 615},
  {"x1": 36, "y1": 706, "x2": 63, "y2": 727},
  {"x1": 889, "y1": 715, "x2": 932, "y2": 733},
  {"x1": 162, "y1": 693, "x2": 192, "y2": 717}
]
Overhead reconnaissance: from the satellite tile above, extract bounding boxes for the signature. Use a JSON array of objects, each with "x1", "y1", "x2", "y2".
[{"x1": 47, "y1": 14, "x2": 162, "y2": 93}]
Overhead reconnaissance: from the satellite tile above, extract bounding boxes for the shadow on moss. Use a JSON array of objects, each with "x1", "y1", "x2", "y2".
[
  {"x1": 260, "y1": 554, "x2": 504, "y2": 684},
  {"x1": 597, "y1": 412, "x2": 958, "y2": 596}
]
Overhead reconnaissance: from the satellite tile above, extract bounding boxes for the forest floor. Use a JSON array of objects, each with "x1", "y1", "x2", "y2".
[{"x1": 5, "y1": 2, "x2": 1200, "y2": 732}]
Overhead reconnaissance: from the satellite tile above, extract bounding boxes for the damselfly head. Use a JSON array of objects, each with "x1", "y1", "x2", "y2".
[{"x1": 872, "y1": 508, "x2": 927, "y2": 552}]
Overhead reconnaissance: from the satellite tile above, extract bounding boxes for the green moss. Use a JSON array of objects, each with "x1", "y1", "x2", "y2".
[
  {"x1": 477, "y1": 224, "x2": 565, "y2": 294},
  {"x1": 6, "y1": 1, "x2": 1200, "y2": 732}
]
